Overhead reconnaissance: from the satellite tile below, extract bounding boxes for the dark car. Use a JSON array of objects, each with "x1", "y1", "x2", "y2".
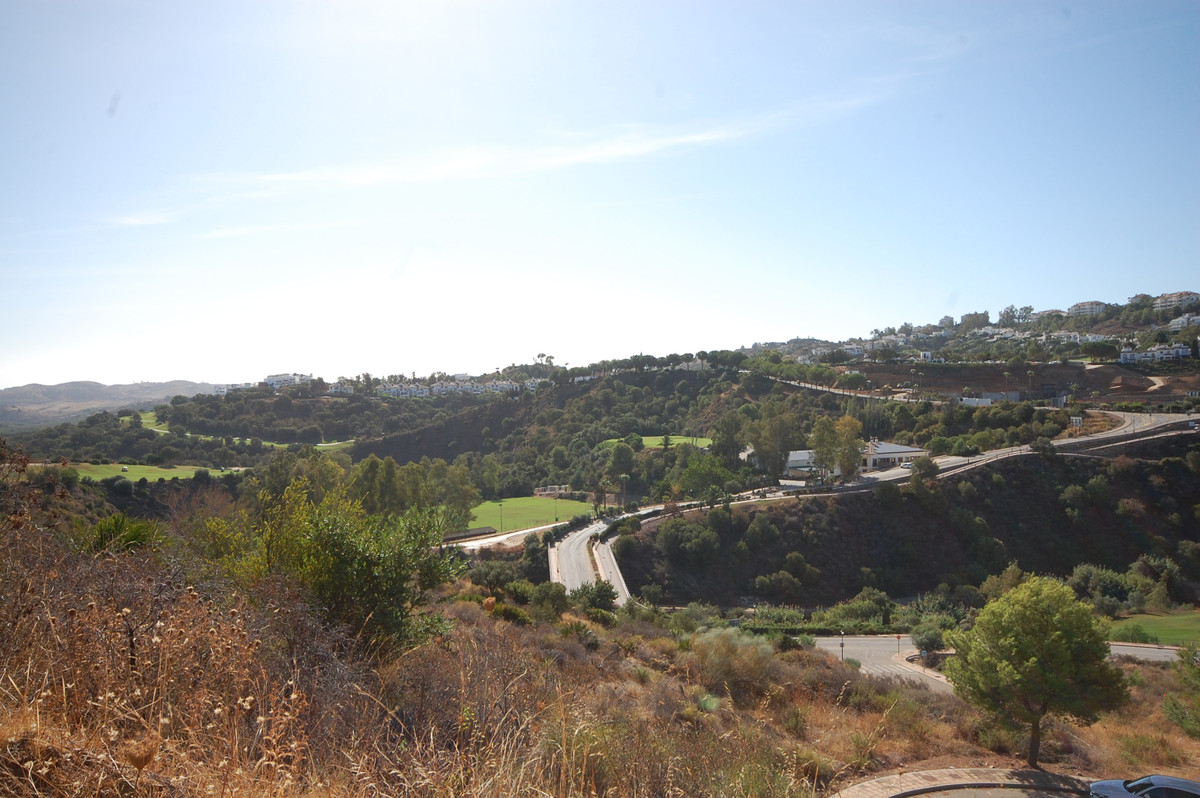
[{"x1": 1091, "y1": 775, "x2": 1200, "y2": 798}]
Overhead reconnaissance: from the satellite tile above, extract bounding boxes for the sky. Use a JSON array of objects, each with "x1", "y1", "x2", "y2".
[{"x1": 2, "y1": 1, "x2": 1198, "y2": 388}]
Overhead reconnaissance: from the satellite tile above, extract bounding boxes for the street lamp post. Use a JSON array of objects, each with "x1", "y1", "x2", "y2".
[
  {"x1": 840, "y1": 630, "x2": 845, "y2": 661},
  {"x1": 498, "y1": 500, "x2": 503, "y2": 534}
]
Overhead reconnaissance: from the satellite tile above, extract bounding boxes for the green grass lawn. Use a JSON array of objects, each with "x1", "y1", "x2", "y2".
[
  {"x1": 470, "y1": 496, "x2": 594, "y2": 533},
  {"x1": 67, "y1": 462, "x2": 231, "y2": 481},
  {"x1": 1111, "y1": 609, "x2": 1200, "y2": 646},
  {"x1": 121, "y1": 412, "x2": 351, "y2": 450},
  {"x1": 600, "y1": 435, "x2": 712, "y2": 449}
]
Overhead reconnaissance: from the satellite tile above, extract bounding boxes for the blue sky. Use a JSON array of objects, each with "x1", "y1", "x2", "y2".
[{"x1": 2, "y1": 1, "x2": 1197, "y2": 388}]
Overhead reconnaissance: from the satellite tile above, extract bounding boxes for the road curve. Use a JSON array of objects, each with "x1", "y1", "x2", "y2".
[{"x1": 813, "y1": 635, "x2": 1181, "y2": 693}]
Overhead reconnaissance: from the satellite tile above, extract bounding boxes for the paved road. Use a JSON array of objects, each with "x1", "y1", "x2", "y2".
[
  {"x1": 464, "y1": 406, "x2": 1195, "y2": 623},
  {"x1": 813, "y1": 635, "x2": 1182, "y2": 694},
  {"x1": 815, "y1": 635, "x2": 953, "y2": 692},
  {"x1": 553, "y1": 516, "x2": 637, "y2": 606},
  {"x1": 554, "y1": 519, "x2": 607, "y2": 592},
  {"x1": 1109, "y1": 642, "x2": 1181, "y2": 662},
  {"x1": 835, "y1": 769, "x2": 1091, "y2": 798},
  {"x1": 593, "y1": 534, "x2": 632, "y2": 606}
]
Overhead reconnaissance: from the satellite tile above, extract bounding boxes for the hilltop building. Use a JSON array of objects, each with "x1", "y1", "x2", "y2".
[
  {"x1": 1154, "y1": 291, "x2": 1200, "y2": 312},
  {"x1": 266, "y1": 373, "x2": 314, "y2": 390},
  {"x1": 1068, "y1": 301, "x2": 1107, "y2": 317}
]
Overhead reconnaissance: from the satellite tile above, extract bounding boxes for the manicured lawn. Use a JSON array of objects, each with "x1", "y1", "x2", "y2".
[
  {"x1": 642, "y1": 435, "x2": 711, "y2": 449},
  {"x1": 600, "y1": 435, "x2": 712, "y2": 449},
  {"x1": 1111, "y1": 609, "x2": 1200, "y2": 646},
  {"x1": 115, "y1": 411, "x2": 167, "y2": 430},
  {"x1": 470, "y1": 496, "x2": 593, "y2": 533},
  {"x1": 67, "y1": 462, "x2": 233, "y2": 481},
  {"x1": 122, "y1": 412, "x2": 351, "y2": 450}
]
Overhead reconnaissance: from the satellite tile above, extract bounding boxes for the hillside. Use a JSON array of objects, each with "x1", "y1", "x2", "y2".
[
  {"x1": 618, "y1": 436, "x2": 1200, "y2": 608},
  {"x1": 4, "y1": 440, "x2": 1200, "y2": 795},
  {"x1": 848, "y1": 361, "x2": 1200, "y2": 404},
  {"x1": 0, "y1": 380, "x2": 214, "y2": 428}
]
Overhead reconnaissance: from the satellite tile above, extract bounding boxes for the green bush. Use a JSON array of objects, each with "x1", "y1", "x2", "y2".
[
  {"x1": 1110, "y1": 622, "x2": 1153, "y2": 644},
  {"x1": 492, "y1": 602, "x2": 533, "y2": 626},
  {"x1": 585, "y1": 607, "x2": 618, "y2": 627},
  {"x1": 688, "y1": 627, "x2": 776, "y2": 705},
  {"x1": 81, "y1": 513, "x2": 159, "y2": 553},
  {"x1": 910, "y1": 622, "x2": 946, "y2": 653},
  {"x1": 560, "y1": 619, "x2": 600, "y2": 650},
  {"x1": 504, "y1": 578, "x2": 535, "y2": 604},
  {"x1": 530, "y1": 581, "x2": 569, "y2": 619},
  {"x1": 782, "y1": 705, "x2": 809, "y2": 738}
]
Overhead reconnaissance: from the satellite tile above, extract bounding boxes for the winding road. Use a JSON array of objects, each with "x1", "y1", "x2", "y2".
[
  {"x1": 811, "y1": 636, "x2": 1180, "y2": 693},
  {"x1": 465, "y1": 409, "x2": 1196, "y2": 628}
]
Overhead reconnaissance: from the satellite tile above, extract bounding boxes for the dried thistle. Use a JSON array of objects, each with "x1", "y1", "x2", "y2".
[{"x1": 121, "y1": 731, "x2": 160, "y2": 786}]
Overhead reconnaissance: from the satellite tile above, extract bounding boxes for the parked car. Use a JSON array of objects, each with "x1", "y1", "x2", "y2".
[{"x1": 1090, "y1": 775, "x2": 1200, "y2": 798}]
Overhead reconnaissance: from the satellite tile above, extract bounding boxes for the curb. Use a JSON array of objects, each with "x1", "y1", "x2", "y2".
[
  {"x1": 885, "y1": 781, "x2": 1085, "y2": 798},
  {"x1": 834, "y1": 769, "x2": 1088, "y2": 798}
]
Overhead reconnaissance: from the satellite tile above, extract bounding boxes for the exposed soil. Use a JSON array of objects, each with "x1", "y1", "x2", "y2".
[{"x1": 849, "y1": 362, "x2": 1200, "y2": 402}]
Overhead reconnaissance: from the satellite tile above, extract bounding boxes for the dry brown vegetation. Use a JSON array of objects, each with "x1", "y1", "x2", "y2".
[{"x1": 2, "y1": 450, "x2": 1198, "y2": 795}]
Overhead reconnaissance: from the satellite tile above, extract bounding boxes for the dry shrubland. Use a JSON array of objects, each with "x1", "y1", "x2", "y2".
[{"x1": 2, "y1": 465, "x2": 1198, "y2": 795}]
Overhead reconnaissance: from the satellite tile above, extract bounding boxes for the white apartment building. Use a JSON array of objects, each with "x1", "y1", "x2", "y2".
[{"x1": 1068, "y1": 301, "x2": 1107, "y2": 317}]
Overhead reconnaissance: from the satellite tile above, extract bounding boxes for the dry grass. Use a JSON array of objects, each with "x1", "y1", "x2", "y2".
[{"x1": 2, "y1": 482, "x2": 1199, "y2": 796}]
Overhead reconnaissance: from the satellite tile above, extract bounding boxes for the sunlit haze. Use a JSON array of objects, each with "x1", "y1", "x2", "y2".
[{"x1": 3, "y1": 1, "x2": 1197, "y2": 388}]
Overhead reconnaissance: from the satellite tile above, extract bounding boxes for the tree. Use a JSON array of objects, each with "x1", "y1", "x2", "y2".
[
  {"x1": 608, "y1": 442, "x2": 635, "y2": 482},
  {"x1": 1164, "y1": 642, "x2": 1200, "y2": 737},
  {"x1": 945, "y1": 577, "x2": 1127, "y2": 766},
  {"x1": 809, "y1": 416, "x2": 839, "y2": 478},
  {"x1": 909, "y1": 455, "x2": 939, "y2": 484},
  {"x1": 1080, "y1": 341, "x2": 1118, "y2": 362},
  {"x1": 744, "y1": 404, "x2": 798, "y2": 477},
  {"x1": 834, "y1": 415, "x2": 864, "y2": 481},
  {"x1": 709, "y1": 411, "x2": 744, "y2": 469}
]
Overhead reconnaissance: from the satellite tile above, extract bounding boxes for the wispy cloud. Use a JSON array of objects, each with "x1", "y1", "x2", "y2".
[
  {"x1": 109, "y1": 212, "x2": 176, "y2": 227},
  {"x1": 193, "y1": 119, "x2": 770, "y2": 193},
  {"x1": 190, "y1": 102, "x2": 867, "y2": 194},
  {"x1": 201, "y1": 219, "x2": 363, "y2": 240},
  {"x1": 113, "y1": 93, "x2": 887, "y2": 226}
]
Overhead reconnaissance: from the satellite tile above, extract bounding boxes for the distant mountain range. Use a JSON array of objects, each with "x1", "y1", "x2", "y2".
[{"x1": 0, "y1": 381, "x2": 214, "y2": 429}]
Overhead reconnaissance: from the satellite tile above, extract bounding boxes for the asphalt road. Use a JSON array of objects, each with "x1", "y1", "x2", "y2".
[
  {"x1": 813, "y1": 635, "x2": 1182, "y2": 694},
  {"x1": 554, "y1": 519, "x2": 607, "y2": 593},
  {"x1": 815, "y1": 635, "x2": 953, "y2": 692},
  {"x1": 472, "y1": 407, "x2": 1196, "y2": 631},
  {"x1": 552, "y1": 516, "x2": 636, "y2": 606}
]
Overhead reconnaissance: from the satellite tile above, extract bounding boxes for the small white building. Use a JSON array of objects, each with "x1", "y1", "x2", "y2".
[
  {"x1": 785, "y1": 450, "x2": 819, "y2": 477},
  {"x1": 861, "y1": 439, "x2": 926, "y2": 471},
  {"x1": 1118, "y1": 343, "x2": 1191, "y2": 364},
  {"x1": 784, "y1": 439, "x2": 926, "y2": 477}
]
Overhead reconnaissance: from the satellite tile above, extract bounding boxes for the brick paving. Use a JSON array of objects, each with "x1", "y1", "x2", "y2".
[{"x1": 834, "y1": 768, "x2": 1089, "y2": 798}]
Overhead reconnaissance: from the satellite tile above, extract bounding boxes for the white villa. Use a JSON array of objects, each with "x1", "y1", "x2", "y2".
[{"x1": 1118, "y1": 343, "x2": 1192, "y2": 364}]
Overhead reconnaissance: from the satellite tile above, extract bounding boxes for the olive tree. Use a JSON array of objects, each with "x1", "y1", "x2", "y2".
[{"x1": 945, "y1": 576, "x2": 1127, "y2": 766}]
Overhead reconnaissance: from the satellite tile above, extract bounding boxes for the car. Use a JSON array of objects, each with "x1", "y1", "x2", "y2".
[
  {"x1": 900, "y1": 462, "x2": 913, "y2": 469},
  {"x1": 1090, "y1": 775, "x2": 1200, "y2": 798}
]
